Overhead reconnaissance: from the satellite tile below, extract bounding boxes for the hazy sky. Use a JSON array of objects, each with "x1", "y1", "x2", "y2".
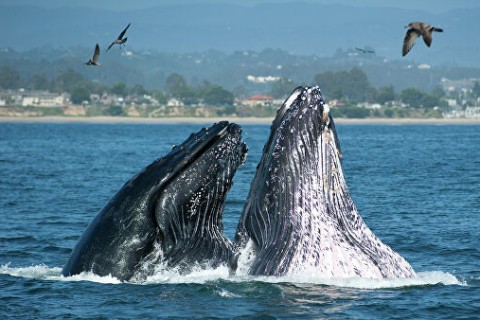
[
  {"x1": 2, "y1": 0, "x2": 479, "y2": 66},
  {"x1": 3, "y1": 0, "x2": 480, "y2": 13}
]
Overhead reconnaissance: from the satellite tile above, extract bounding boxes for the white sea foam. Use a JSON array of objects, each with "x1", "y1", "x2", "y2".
[
  {"x1": 0, "y1": 263, "x2": 466, "y2": 288},
  {"x1": 136, "y1": 263, "x2": 232, "y2": 285},
  {"x1": 0, "y1": 263, "x2": 121, "y2": 284},
  {"x1": 241, "y1": 270, "x2": 466, "y2": 289},
  {"x1": 0, "y1": 263, "x2": 62, "y2": 279}
]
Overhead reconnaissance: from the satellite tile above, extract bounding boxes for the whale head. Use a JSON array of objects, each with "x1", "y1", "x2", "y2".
[
  {"x1": 234, "y1": 86, "x2": 415, "y2": 278},
  {"x1": 63, "y1": 121, "x2": 247, "y2": 281}
]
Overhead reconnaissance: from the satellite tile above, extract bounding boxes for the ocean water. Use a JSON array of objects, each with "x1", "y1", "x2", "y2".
[{"x1": 0, "y1": 121, "x2": 479, "y2": 319}]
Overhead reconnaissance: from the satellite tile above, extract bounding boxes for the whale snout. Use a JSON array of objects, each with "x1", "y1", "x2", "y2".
[
  {"x1": 227, "y1": 123, "x2": 243, "y2": 135},
  {"x1": 301, "y1": 86, "x2": 325, "y2": 106}
]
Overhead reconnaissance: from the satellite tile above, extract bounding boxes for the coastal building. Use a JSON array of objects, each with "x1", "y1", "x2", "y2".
[
  {"x1": 167, "y1": 98, "x2": 184, "y2": 107},
  {"x1": 329, "y1": 99, "x2": 345, "y2": 107},
  {"x1": 21, "y1": 90, "x2": 70, "y2": 107},
  {"x1": 0, "y1": 89, "x2": 23, "y2": 106},
  {"x1": 441, "y1": 77, "x2": 480, "y2": 96},
  {"x1": 242, "y1": 94, "x2": 274, "y2": 107},
  {"x1": 358, "y1": 102, "x2": 382, "y2": 109},
  {"x1": 465, "y1": 106, "x2": 480, "y2": 118},
  {"x1": 246, "y1": 75, "x2": 280, "y2": 83},
  {"x1": 0, "y1": 89, "x2": 70, "y2": 107}
]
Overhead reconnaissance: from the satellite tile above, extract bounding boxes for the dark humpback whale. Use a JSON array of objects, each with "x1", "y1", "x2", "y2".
[
  {"x1": 233, "y1": 86, "x2": 415, "y2": 278},
  {"x1": 62, "y1": 121, "x2": 247, "y2": 281}
]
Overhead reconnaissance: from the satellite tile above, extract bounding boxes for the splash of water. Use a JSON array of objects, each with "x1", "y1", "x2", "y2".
[
  {"x1": 0, "y1": 263, "x2": 466, "y2": 288},
  {"x1": 0, "y1": 263, "x2": 121, "y2": 284}
]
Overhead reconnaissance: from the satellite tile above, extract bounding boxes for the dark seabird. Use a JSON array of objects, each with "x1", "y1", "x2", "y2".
[
  {"x1": 355, "y1": 47, "x2": 375, "y2": 54},
  {"x1": 85, "y1": 43, "x2": 101, "y2": 66},
  {"x1": 106, "y1": 23, "x2": 131, "y2": 52},
  {"x1": 402, "y1": 22, "x2": 443, "y2": 56}
]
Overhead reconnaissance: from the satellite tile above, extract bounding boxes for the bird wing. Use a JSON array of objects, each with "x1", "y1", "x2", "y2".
[
  {"x1": 106, "y1": 42, "x2": 115, "y2": 52},
  {"x1": 118, "y1": 23, "x2": 131, "y2": 40},
  {"x1": 402, "y1": 28, "x2": 420, "y2": 56},
  {"x1": 93, "y1": 43, "x2": 100, "y2": 62},
  {"x1": 421, "y1": 25, "x2": 434, "y2": 47}
]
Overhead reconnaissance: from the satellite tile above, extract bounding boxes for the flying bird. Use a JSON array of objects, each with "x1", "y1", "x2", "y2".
[
  {"x1": 355, "y1": 47, "x2": 375, "y2": 54},
  {"x1": 85, "y1": 43, "x2": 101, "y2": 66},
  {"x1": 402, "y1": 22, "x2": 443, "y2": 56},
  {"x1": 106, "y1": 23, "x2": 131, "y2": 52}
]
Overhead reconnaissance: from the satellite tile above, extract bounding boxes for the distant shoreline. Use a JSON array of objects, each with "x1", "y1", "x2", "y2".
[{"x1": 1, "y1": 116, "x2": 480, "y2": 125}]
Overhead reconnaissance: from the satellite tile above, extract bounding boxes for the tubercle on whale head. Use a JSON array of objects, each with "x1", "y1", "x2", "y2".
[
  {"x1": 275, "y1": 86, "x2": 330, "y2": 128},
  {"x1": 131, "y1": 121, "x2": 246, "y2": 205},
  {"x1": 226, "y1": 122, "x2": 248, "y2": 166},
  {"x1": 271, "y1": 86, "x2": 342, "y2": 159}
]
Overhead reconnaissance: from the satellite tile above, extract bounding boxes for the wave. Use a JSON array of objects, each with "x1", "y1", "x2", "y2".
[
  {"x1": 0, "y1": 263, "x2": 466, "y2": 288},
  {"x1": 0, "y1": 263, "x2": 121, "y2": 284}
]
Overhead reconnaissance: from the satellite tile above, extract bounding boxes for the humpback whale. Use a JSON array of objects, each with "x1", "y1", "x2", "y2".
[
  {"x1": 62, "y1": 121, "x2": 247, "y2": 281},
  {"x1": 233, "y1": 86, "x2": 415, "y2": 278}
]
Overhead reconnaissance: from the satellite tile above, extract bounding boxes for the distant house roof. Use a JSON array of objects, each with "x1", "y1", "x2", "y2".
[{"x1": 248, "y1": 94, "x2": 273, "y2": 101}]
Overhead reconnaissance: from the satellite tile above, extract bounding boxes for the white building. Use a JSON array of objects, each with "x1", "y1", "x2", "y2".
[
  {"x1": 465, "y1": 106, "x2": 480, "y2": 118},
  {"x1": 167, "y1": 98, "x2": 184, "y2": 107},
  {"x1": 21, "y1": 90, "x2": 70, "y2": 107}
]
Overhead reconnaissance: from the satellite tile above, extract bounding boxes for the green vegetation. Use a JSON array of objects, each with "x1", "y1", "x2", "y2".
[
  {"x1": 331, "y1": 105, "x2": 370, "y2": 118},
  {"x1": 0, "y1": 63, "x2": 466, "y2": 119},
  {"x1": 314, "y1": 67, "x2": 376, "y2": 102},
  {"x1": 70, "y1": 84, "x2": 91, "y2": 104},
  {"x1": 269, "y1": 77, "x2": 297, "y2": 99},
  {"x1": 0, "y1": 66, "x2": 21, "y2": 89},
  {"x1": 471, "y1": 81, "x2": 480, "y2": 99},
  {"x1": 104, "y1": 105, "x2": 125, "y2": 116}
]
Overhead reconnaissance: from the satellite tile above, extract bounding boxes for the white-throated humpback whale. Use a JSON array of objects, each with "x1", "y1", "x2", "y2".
[{"x1": 233, "y1": 86, "x2": 416, "y2": 278}]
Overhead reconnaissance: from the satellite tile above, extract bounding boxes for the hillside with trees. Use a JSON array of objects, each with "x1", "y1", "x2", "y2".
[{"x1": 3, "y1": 56, "x2": 477, "y2": 119}]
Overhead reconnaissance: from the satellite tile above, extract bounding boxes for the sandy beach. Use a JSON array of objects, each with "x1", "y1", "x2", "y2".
[{"x1": 1, "y1": 116, "x2": 480, "y2": 125}]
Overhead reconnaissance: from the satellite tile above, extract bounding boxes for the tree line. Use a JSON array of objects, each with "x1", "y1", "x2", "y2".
[{"x1": 2, "y1": 64, "x2": 476, "y2": 110}]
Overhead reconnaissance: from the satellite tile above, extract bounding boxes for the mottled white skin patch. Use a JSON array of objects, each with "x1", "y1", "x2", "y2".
[{"x1": 235, "y1": 86, "x2": 415, "y2": 279}]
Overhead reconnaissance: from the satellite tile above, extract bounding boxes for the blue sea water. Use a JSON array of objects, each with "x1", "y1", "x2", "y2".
[{"x1": 0, "y1": 121, "x2": 479, "y2": 319}]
